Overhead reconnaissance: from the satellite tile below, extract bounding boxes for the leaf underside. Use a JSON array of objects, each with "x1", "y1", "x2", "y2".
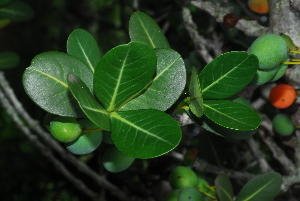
[{"x1": 189, "y1": 67, "x2": 203, "y2": 117}]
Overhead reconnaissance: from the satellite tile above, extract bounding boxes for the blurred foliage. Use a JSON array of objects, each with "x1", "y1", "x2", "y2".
[{"x1": 0, "y1": 0, "x2": 269, "y2": 200}]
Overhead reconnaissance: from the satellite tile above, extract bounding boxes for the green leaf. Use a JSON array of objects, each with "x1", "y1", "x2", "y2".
[
  {"x1": 94, "y1": 41, "x2": 156, "y2": 112},
  {"x1": 67, "y1": 73, "x2": 111, "y2": 131},
  {"x1": 0, "y1": 1, "x2": 34, "y2": 22},
  {"x1": 110, "y1": 109, "x2": 182, "y2": 159},
  {"x1": 67, "y1": 29, "x2": 100, "y2": 73},
  {"x1": 0, "y1": 51, "x2": 19, "y2": 69},
  {"x1": 215, "y1": 174, "x2": 234, "y2": 201},
  {"x1": 236, "y1": 172, "x2": 282, "y2": 201},
  {"x1": 203, "y1": 100, "x2": 261, "y2": 131},
  {"x1": 23, "y1": 51, "x2": 93, "y2": 117},
  {"x1": 129, "y1": 12, "x2": 170, "y2": 49},
  {"x1": 199, "y1": 51, "x2": 258, "y2": 99},
  {"x1": 189, "y1": 67, "x2": 203, "y2": 117},
  {"x1": 120, "y1": 48, "x2": 186, "y2": 111}
]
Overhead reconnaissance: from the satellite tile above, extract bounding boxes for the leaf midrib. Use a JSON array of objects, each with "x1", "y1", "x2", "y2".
[
  {"x1": 242, "y1": 180, "x2": 274, "y2": 201},
  {"x1": 136, "y1": 16, "x2": 155, "y2": 48},
  {"x1": 75, "y1": 34, "x2": 94, "y2": 72},
  {"x1": 31, "y1": 68, "x2": 68, "y2": 88}
]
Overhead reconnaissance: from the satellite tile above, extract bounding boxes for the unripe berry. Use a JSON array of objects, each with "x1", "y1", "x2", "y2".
[
  {"x1": 49, "y1": 116, "x2": 82, "y2": 143},
  {"x1": 273, "y1": 114, "x2": 294, "y2": 136},
  {"x1": 168, "y1": 166, "x2": 198, "y2": 189},
  {"x1": 178, "y1": 187, "x2": 203, "y2": 201},
  {"x1": 248, "y1": 34, "x2": 288, "y2": 69}
]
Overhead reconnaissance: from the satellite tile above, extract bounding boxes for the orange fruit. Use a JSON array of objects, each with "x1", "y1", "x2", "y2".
[
  {"x1": 248, "y1": 0, "x2": 269, "y2": 14},
  {"x1": 269, "y1": 84, "x2": 296, "y2": 109}
]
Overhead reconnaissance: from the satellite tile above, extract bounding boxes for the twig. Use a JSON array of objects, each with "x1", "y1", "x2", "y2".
[
  {"x1": 0, "y1": 72, "x2": 129, "y2": 201},
  {"x1": 0, "y1": 86, "x2": 99, "y2": 200}
]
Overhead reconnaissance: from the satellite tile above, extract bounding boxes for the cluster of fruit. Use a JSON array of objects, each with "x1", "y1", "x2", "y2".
[
  {"x1": 166, "y1": 166, "x2": 216, "y2": 201},
  {"x1": 248, "y1": 34, "x2": 299, "y2": 86},
  {"x1": 45, "y1": 115, "x2": 135, "y2": 172}
]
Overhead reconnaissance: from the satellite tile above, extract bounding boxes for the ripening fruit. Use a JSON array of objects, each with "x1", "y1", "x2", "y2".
[
  {"x1": 273, "y1": 114, "x2": 294, "y2": 136},
  {"x1": 250, "y1": 67, "x2": 279, "y2": 86},
  {"x1": 49, "y1": 116, "x2": 82, "y2": 143},
  {"x1": 269, "y1": 84, "x2": 297, "y2": 109},
  {"x1": 248, "y1": 0, "x2": 269, "y2": 14},
  {"x1": 102, "y1": 146, "x2": 135, "y2": 173},
  {"x1": 178, "y1": 187, "x2": 203, "y2": 201},
  {"x1": 168, "y1": 166, "x2": 198, "y2": 189},
  {"x1": 65, "y1": 118, "x2": 103, "y2": 155},
  {"x1": 248, "y1": 34, "x2": 288, "y2": 69}
]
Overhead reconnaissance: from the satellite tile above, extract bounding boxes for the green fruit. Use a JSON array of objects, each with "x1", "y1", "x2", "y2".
[
  {"x1": 248, "y1": 34, "x2": 288, "y2": 69},
  {"x1": 168, "y1": 166, "x2": 198, "y2": 189},
  {"x1": 273, "y1": 114, "x2": 294, "y2": 136},
  {"x1": 65, "y1": 119, "x2": 103, "y2": 155},
  {"x1": 43, "y1": 113, "x2": 58, "y2": 131},
  {"x1": 280, "y1": 34, "x2": 298, "y2": 51},
  {"x1": 178, "y1": 187, "x2": 203, "y2": 201},
  {"x1": 196, "y1": 178, "x2": 216, "y2": 200},
  {"x1": 268, "y1": 62, "x2": 289, "y2": 82},
  {"x1": 49, "y1": 116, "x2": 82, "y2": 143},
  {"x1": 102, "y1": 146, "x2": 135, "y2": 173},
  {"x1": 250, "y1": 67, "x2": 279, "y2": 86},
  {"x1": 166, "y1": 189, "x2": 181, "y2": 201}
]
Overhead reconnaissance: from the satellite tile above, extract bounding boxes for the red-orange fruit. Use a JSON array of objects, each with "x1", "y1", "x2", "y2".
[
  {"x1": 269, "y1": 84, "x2": 296, "y2": 109},
  {"x1": 248, "y1": 0, "x2": 269, "y2": 14}
]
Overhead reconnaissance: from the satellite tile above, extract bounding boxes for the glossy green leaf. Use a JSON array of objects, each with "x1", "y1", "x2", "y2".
[
  {"x1": 236, "y1": 172, "x2": 282, "y2": 201},
  {"x1": 110, "y1": 109, "x2": 182, "y2": 159},
  {"x1": 94, "y1": 41, "x2": 156, "y2": 111},
  {"x1": 67, "y1": 29, "x2": 100, "y2": 73},
  {"x1": 67, "y1": 73, "x2": 110, "y2": 131},
  {"x1": 0, "y1": 1, "x2": 34, "y2": 21},
  {"x1": 0, "y1": 51, "x2": 19, "y2": 69},
  {"x1": 189, "y1": 67, "x2": 203, "y2": 117},
  {"x1": 129, "y1": 12, "x2": 170, "y2": 48},
  {"x1": 215, "y1": 174, "x2": 234, "y2": 201},
  {"x1": 23, "y1": 51, "x2": 93, "y2": 117},
  {"x1": 203, "y1": 100, "x2": 261, "y2": 131},
  {"x1": 199, "y1": 51, "x2": 258, "y2": 99},
  {"x1": 120, "y1": 48, "x2": 186, "y2": 111}
]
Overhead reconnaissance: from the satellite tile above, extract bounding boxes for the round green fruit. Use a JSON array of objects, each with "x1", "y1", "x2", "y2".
[
  {"x1": 168, "y1": 166, "x2": 198, "y2": 189},
  {"x1": 43, "y1": 113, "x2": 58, "y2": 131},
  {"x1": 178, "y1": 187, "x2": 203, "y2": 201},
  {"x1": 250, "y1": 67, "x2": 279, "y2": 86},
  {"x1": 102, "y1": 146, "x2": 135, "y2": 173},
  {"x1": 268, "y1": 62, "x2": 289, "y2": 83},
  {"x1": 65, "y1": 119, "x2": 103, "y2": 155},
  {"x1": 273, "y1": 114, "x2": 294, "y2": 136},
  {"x1": 248, "y1": 34, "x2": 288, "y2": 69},
  {"x1": 49, "y1": 116, "x2": 82, "y2": 143}
]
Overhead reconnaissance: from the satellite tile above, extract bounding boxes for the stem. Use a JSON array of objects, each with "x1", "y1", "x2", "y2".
[{"x1": 82, "y1": 127, "x2": 102, "y2": 133}]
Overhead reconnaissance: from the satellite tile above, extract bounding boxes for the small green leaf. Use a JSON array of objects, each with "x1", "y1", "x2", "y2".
[
  {"x1": 129, "y1": 12, "x2": 170, "y2": 48},
  {"x1": 23, "y1": 51, "x2": 93, "y2": 117},
  {"x1": 94, "y1": 41, "x2": 156, "y2": 111},
  {"x1": 0, "y1": 1, "x2": 34, "y2": 21},
  {"x1": 215, "y1": 174, "x2": 234, "y2": 201},
  {"x1": 0, "y1": 51, "x2": 19, "y2": 69},
  {"x1": 120, "y1": 48, "x2": 186, "y2": 111},
  {"x1": 110, "y1": 109, "x2": 182, "y2": 159},
  {"x1": 200, "y1": 51, "x2": 258, "y2": 99},
  {"x1": 203, "y1": 100, "x2": 261, "y2": 131},
  {"x1": 189, "y1": 67, "x2": 203, "y2": 117},
  {"x1": 67, "y1": 73, "x2": 111, "y2": 131},
  {"x1": 236, "y1": 172, "x2": 282, "y2": 201},
  {"x1": 67, "y1": 29, "x2": 100, "y2": 73}
]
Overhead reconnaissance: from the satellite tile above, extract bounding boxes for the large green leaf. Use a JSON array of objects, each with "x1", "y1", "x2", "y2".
[
  {"x1": 236, "y1": 172, "x2": 282, "y2": 201},
  {"x1": 120, "y1": 48, "x2": 186, "y2": 111},
  {"x1": 67, "y1": 73, "x2": 110, "y2": 131},
  {"x1": 129, "y1": 12, "x2": 170, "y2": 49},
  {"x1": 0, "y1": 1, "x2": 34, "y2": 21},
  {"x1": 215, "y1": 174, "x2": 234, "y2": 201},
  {"x1": 203, "y1": 100, "x2": 261, "y2": 131},
  {"x1": 67, "y1": 29, "x2": 100, "y2": 73},
  {"x1": 23, "y1": 51, "x2": 93, "y2": 117},
  {"x1": 0, "y1": 51, "x2": 19, "y2": 69},
  {"x1": 199, "y1": 51, "x2": 258, "y2": 99},
  {"x1": 93, "y1": 41, "x2": 156, "y2": 112},
  {"x1": 110, "y1": 109, "x2": 182, "y2": 159},
  {"x1": 189, "y1": 67, "x2": 203, "y2": 117}
]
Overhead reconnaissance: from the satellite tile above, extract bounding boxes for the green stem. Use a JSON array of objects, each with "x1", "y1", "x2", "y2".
[{"x1": 82, "y1": 128, "x2": 102, "y2": 133}]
